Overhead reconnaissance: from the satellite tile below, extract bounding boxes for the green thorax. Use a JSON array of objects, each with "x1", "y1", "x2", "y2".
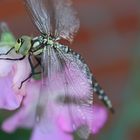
[
  {"x1": 32, "y1": 35, "x2": 60, "y2": 49},
  {"x1": 47, "y1": 36, "x2": 55, "y2": 46}
]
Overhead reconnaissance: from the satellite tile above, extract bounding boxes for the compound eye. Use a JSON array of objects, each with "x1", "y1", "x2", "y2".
[{"x1": 17, "y1": 38, "x2": 21, "y2": 44}]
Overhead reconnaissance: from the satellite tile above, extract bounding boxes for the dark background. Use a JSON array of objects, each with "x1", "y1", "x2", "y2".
[{"x1": 0, "y1": 0, "x2": 140, "y2": 140}]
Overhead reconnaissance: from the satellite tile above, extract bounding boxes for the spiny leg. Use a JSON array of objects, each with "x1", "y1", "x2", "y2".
[
  {"x1": 34, "y1": 56, "x2": 41, "y2": 66},
  {"x1": 19, "y1": 72, "x2": 41, "y2": 89},
  {"x1": 0, "y1": 47, "x2": 25, "y2": 61},
  {"x1": 19, "y1": 55, "x2": 41, "y2": 89},
  {"x1": 0, "y1": 55, "x2": 25, "y2": 61},
  {"x1": 0, "y1": 47, "x2": 14, "y2": 56},
  {"x1": 19, "y1": 73, "x2": 32, "y2": 89}
]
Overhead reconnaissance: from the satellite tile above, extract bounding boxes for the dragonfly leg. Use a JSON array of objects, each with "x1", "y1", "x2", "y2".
[
  {"x1": 34, "y1": 56, "x2": 41, "y2": 66},
  {"x1": 19, "y1": 55, "x2": 41, "y2": 89},
  {"x1": 0, "y1": 47, "x2": 14, "y2": 56},
  {"x1": 19, "y1": 73, "x2": 32, "y2": 89},
  {"x1": 19, "y1": 71, "x2": 41, "y2": 89},
  {"x1": 0, "y1": 55, "x2": 25, "y2": 61}
]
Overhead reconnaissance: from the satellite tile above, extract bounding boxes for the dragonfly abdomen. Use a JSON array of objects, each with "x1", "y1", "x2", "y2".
[{"x1": 92, "y1": 78, "x2": 114, "y2": 113}]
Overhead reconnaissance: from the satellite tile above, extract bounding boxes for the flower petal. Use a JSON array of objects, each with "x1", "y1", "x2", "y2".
[
  {"x1": 2, "y1": 81, "x2": 41, "y2": 133},
  {"x1": 13, "y1": 57, "x2": 31, "y2": 94},
  {"x1": 91, "y1": 105, "x2": 108, "y2": 134},
  {"x1": 57, "y1": 105, "x2": 108, "y2": 135},
  {"x1": 0, "y1": 74, "x2": 22, "y2": 110},
  {"x1": 31, "y1": 122, "x2": 73, "y2": 140},
  {"x1": 0, "y1": 60, "x2": 13, "y2": 77},
  {"x1": 57, "y1": 106, "x2": 73, "y2": 132}
]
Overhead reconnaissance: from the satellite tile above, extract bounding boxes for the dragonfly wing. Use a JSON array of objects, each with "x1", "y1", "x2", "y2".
[
  {"x1": 53, "y1": 0, "x2": 80, "y2": 42},
  {"x1": 38, "y1": 44, "x2": 94, "y2": 138},
  {"x1": 24, "y1": 0, "x2": 52, "y2": 35},
  {"x1": 35, "y1": 45, "x2": 65, "y2": 128},
  {"x1": 55, "y1": 45, "x2": 94, "y2": 139}
]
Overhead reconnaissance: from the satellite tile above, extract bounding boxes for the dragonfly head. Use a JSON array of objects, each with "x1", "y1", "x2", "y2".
[{"x1": 15, "y1": 35, "x2": 32, "y2": 56}]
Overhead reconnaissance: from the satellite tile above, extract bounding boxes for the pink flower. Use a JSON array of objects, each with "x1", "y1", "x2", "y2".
[
  {"x1": 0, "y1": 47, "x2": 32, "y2": 110},
  {"x1": 0, "y1": 34, "x2": 108, "y2": 140},
  {"x1": 0, "y1": 73, "x2": 22, "y2": 110},
  {"x1": 0, "y1": 56, "x2": 108, "y2": 139}
]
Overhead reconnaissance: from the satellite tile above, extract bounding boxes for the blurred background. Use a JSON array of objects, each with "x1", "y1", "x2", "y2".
[{"x1": 0, "y1": 0, "x2": 140, "y2": 140}]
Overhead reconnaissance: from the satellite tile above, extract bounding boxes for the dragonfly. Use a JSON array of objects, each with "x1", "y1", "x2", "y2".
[{"x1": 0, "y1": 0, "x2": 114, "y2": 139}]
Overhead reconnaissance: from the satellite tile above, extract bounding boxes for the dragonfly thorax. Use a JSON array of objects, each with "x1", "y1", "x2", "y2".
[
  {"x1": 30, "y1": 35, "x2": 60, "y2": 56},
  {"x1": 32, "y1": 35, "x2": 59, "y2": 48}
]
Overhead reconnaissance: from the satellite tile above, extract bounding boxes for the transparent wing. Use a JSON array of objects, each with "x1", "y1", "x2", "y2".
[
  {"x1": 35, "y1": 45, "x2": 64, "y2": 125},
  {"x1": 55, "y1": 45, "x2": 94, "y2": 139},
  {"x1": 53, "y1": 0, "x2": 80, "y2": 42},
  {"x1": 24, "y1": 0, "x2": 52, "y2": 35},
  {"x1": 35, "y1": 46, "x2": 48, "y2": 123},
  {"x1": 38, "y1": 44, "x2": 94, "y2": 139}
]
